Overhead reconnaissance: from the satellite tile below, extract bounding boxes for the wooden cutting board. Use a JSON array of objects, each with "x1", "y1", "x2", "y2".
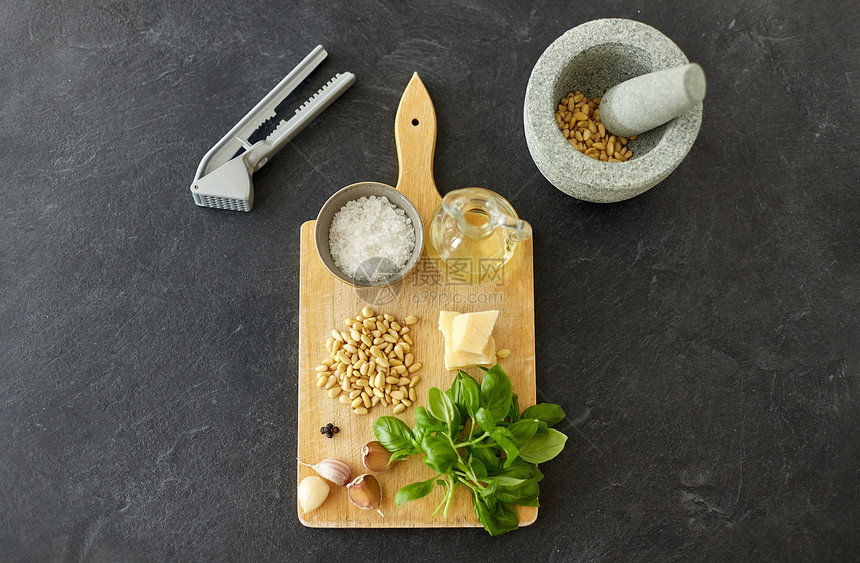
[{"x1": 297, "y1": 74, "x2": 537, "y2": 528}]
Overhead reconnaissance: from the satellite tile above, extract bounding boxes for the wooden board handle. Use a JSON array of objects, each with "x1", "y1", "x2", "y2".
[{"x1": 394, "y1": 73, "x2": 443, "y2": 223}]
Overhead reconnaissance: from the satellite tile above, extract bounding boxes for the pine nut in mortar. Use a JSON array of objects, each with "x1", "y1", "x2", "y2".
[{"x1": 556, "y1": 90, "x2": 637, "y2": 162}]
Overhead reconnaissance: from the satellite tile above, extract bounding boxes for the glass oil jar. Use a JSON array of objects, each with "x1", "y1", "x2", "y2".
[{"x1": 425, "y1": 187, "x2": 532, "y2": 285}]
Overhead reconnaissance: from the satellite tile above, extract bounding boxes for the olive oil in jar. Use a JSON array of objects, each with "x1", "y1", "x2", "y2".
[{"x1": 426, "y1": 188, "x2": 531, "y2": 285}]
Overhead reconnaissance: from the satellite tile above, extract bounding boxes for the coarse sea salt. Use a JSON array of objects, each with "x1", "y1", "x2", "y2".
[{"x1": 329, "y1": 196, "x2": 415, "y2": 283}]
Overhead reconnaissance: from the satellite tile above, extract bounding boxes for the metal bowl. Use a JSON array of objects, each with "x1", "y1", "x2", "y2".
[{"x1": 314, "y1": 182, "x2": 424, "y2": 287}]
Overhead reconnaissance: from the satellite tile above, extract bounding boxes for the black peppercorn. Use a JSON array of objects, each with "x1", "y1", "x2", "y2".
[{"x1": 321, "y1": 422, "x2": 338, "y2": 438}]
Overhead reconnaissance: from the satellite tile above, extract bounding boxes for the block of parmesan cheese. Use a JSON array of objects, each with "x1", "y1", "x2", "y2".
[
  {"x1": 451, "y1": 310, "x2": 499, "y2": 354},
  {"x1": 438, "y1": 311, "x2": 497, "y2": 370}
]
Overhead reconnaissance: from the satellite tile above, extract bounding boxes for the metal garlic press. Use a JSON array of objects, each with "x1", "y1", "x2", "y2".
[{"x1": 190, "y1": 45, "x2": 355, "y2": 211}]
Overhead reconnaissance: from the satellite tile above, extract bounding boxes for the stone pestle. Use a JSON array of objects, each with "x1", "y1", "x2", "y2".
[{"x1": 599, "y1": 63, "x2": 706, "y2": 138}]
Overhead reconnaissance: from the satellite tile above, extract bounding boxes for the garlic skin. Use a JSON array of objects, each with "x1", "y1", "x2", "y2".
[
  {"x1": 347, "y1": 473, "x2": 384, "y2": 517},
  {"x1": 361, "y1": 441, "x2": 393, "y2": 472},
  {"x1": 301, "y1": 458, "x2": 352, "y2": 486},
  {"x1": 298, "y1": 476, "x2": 330, "y2": 513}
]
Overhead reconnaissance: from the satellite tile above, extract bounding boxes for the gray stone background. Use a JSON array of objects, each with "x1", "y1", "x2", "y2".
[{"x1": 2, "y1": 0, "x2": 858, "y2": 560}]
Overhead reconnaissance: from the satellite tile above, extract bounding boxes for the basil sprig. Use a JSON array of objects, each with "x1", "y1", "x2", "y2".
[{"x1": 372, "y1": 364, "x2": 568, "y2": 536}]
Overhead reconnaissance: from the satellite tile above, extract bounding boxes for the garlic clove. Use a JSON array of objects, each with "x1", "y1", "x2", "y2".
[
  {"x1": 298, "y1": 476, "x2": 330, "y2": 513},
  {"x1": 361, "y1": 441, "x2": 393, "y2": 472},
  {"x1": 347, "y1": 473, "x2": 384, "y2": 517},
  {"x1": 301, "y1": 457, "x2": 352, "y2": 486}
]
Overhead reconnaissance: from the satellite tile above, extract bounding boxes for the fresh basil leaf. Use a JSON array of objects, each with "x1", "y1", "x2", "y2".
[
  {"x1": 471, "y1": 495, "x2": 496, "y2": 534},
  {"x1": 480, "y1": 365, "x2": 512, "y2": 423},
  {"x1": 472, "y1": 495, "x2": 519, "y2": 536},
  {"x1": 507, "y1": 419, "x2": 539, "y2": 446},
  {"x1": 428, "y1": 387, "x2": 461, "y2": 435},
  {"x1": 446, "y1": 371, "x2": 473, "y2": 420},
  {"x1": 475, "y1": 407, "x2": 496, "y2": 433},
  {"x1": 471, "y1": 446, "x2": 501, "y2": 472},
  {"x1": 485, "y1": 475, "x2": 529, "y2": 488},
  {"x1": 457, "y1": 370, "x2": 480, "y2": 385},
  {"x1": 483, "y1": 474, "x2": 539, "y2": 505},
  {"x1": 446, "y1": 386, "x2": 465, "y2": 421},
  {"x1": 490, "y1": 461, "x2": 544, "y2": 483},
  {"x1": 373, "y1": 416, "x2": 416, "y2": 453},
  {"x1": 447, "y1": 375, "x2": 462, "y2": 414},
  {"x1": 395, "y1": 477, "x2": 438, "y2": 506},
  {"x1": 414, "y1": 407, "x2": 445, "y2": 432},
  {"x1": 502, "y1": 480, "x2": 539, "y2": 505},
  {"x1": 484, "y1": 474, "x2": 540, "y2": 505},
  {"x1": 469, "y1": 455, "x2": 488, "y2": 480},
  {"x1": 421, "y1": 435, "x2": 459, "y2": 474},
  {"x1": 480, "y1": 479, "x2": 497, "y2": 499},
  {"x1": 520, "y1": 403, "x2": 566, "y2": 427},
  {"x1": 460, "y1": 376, "x2": 481, "y2": 419},
  {"x1": 518, "y1": 428, "x2": 568, "y2": 464},
  {"x1": 388, "y1": 450, "x2": 412, "y2": 463},
  {"x1": 491, "y1": 426, "x2": 516, "y2": 441},
  {"x1": 508, "y1": 392, "x2": 520, "y2": 423},
  {"x1": 490, "y1": 427, "x2": 519, "y2": 468}
]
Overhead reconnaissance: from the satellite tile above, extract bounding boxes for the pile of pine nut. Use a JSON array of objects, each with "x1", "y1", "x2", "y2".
[
  {"x1": 315, "y1": 307, "x2": 421, "y2": 416},
  {"x1": 555, "y1": 90, "x2": 636, "y2": 162}
]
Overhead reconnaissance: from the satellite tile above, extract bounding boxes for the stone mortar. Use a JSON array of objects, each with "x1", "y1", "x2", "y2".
[{"x1": 524, "y1": 19, "x2": 703, "y2": 203}]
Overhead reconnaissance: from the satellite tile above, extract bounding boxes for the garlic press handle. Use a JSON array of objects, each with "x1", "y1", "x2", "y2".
[
  {"x1": 252, "y1": 71, "x2": 356, "y2": 167},
  {"x1": 193, "y1": 45, "x2": 330, "y2": 183},
  {"x1": 190, "y1": 45, "x2": 354, "y2": 212}
]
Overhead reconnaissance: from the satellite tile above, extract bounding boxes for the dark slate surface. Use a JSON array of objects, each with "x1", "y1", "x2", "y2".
[{"x1": 2, "y1": 0, "x2": 858, "y2": 560}]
